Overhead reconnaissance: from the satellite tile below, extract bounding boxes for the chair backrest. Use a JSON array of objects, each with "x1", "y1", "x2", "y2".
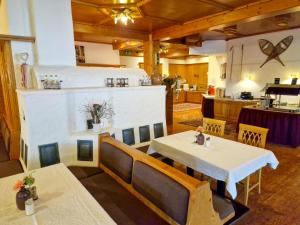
[
  {"x1": 238, "y1": 123, "x2": 269, "y2": 148},
  {"x1": 203, "y1": 118, "x2": 226, "y2": 137}
]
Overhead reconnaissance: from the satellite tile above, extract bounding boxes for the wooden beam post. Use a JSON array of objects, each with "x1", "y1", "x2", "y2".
[
  {"x1": 143, "y1": 35, "x2": 160, "y2": 76},
  {"x1": 152, "y1": 0, "x2": 300, "y2": 40}
]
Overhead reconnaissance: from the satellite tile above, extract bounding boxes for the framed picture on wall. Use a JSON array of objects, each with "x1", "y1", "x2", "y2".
[{"x1": 75, "y1": 45, "x2": 85, "y2": 64}]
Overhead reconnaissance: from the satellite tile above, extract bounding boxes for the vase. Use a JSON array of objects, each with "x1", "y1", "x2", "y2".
[
  {"x1": 87, "y1": 119, "x2": 93, "y2": 130},
  {"x1": 16, "y1": 187, "x2": 31, "y2": 210},
  {"x1": 92, "y1": 123, "x2": 101, "y2": 133},
  {"x1": 151, "y1": 74, "x2": 162, "y2": 85},
  {"x1": 196, "y1": 133, "x2": 205, "y2": 145}
]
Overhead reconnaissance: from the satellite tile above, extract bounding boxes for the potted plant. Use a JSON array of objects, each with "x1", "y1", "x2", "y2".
[
  {"x1": 195, "y1": 126, "x2": 205, "y2": 145},
  {"x1": 13, "y1": 173, "x2": 36, "y2": 210},
  {"x1": 83, "y1": 101, "x2": 114, "y2": 132}
]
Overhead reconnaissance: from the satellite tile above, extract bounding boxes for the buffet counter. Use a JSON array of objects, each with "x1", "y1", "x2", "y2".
[
  {"x1": 238, "y1": 105, "x2": 300, "y2": 147},
  {"x1": 202, "y1": 95, "x2": 258, "y2": 123}
]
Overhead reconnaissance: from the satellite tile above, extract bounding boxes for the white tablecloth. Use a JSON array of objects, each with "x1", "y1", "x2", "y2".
[
  {"x1": 0, "y1": 163, "x2": 116, "y2": 225},
  {"x1": 148, "y1": 130, "x2": 279, "y2": 199}
]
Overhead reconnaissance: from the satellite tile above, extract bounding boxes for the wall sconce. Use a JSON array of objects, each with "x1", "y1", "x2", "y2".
[{"x1": 244, "y1": 74, "x2": 253, "y2": 81}]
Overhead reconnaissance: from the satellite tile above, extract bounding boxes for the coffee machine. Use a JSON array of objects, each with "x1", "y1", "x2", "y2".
[{"x1": 240, "y1": 92, "x2": 253, "y2": 100}]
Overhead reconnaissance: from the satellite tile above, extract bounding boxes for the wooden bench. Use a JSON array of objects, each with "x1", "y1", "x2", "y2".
[{"x1": 88, "y1": 133, "x2": 235, "y2": 225}]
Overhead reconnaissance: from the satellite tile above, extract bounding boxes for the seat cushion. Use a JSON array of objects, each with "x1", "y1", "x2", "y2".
[
  {"x1": 81, "y1": 173, "x2": 169, "y2": 225},
  {"x1": 68, "y1": 166, "x2": 103, "y2": 180},
  {"x1": 132, "y1": 161, "x2": 189, "y2": 225},
  {"x1": 0, "y1": 160, "x2": 23, "y2": 178},
  {"x1": 100, "y1": 142, "x2": 133, "y2": 183},
  {"x1": 212, "y1": 194, "x2": 235, "y2": 220}
]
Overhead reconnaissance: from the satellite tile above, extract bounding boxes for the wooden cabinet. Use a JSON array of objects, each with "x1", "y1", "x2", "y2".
[
  {"x1": 169, "y1": 63, "x2": 208, "y2": 91},
  {"x1": 186, "y1": 91, "x2": 203, "y2": 104},
  {"x1": 169, "y1": 64, "x2": 187, "y2": 80},
  {"x1": 214, "y1": 99, "x2": 257, "y2": 123},
  {"x1": 186, "y1": 63, "x2": 208, "y2": 92},
  {"x1": 173, "y1": 91, "x2": 186, "y2": 104}
]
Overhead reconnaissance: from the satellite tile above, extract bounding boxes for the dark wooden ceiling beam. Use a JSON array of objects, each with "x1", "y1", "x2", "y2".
[
  {"x1": 112, "y1": 40, "x2": 143, "y2": 50},
  {"x1": 152, "y1": 0, "x2": 300, "y2": 40},
  {"x1": 72, "y1": 0, "x2": 136, "y2": 9},
  {"x1": 73, "y1": 22, "x2": 148, "y2": 40},
  {"x1": 195, "y1": 0, "x2": 233, "y2": 11}
]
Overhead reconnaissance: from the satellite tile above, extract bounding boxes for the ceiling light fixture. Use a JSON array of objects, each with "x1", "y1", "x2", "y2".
[{"x1": 113, "y1": 9, "x2": 134, "y2": 25}]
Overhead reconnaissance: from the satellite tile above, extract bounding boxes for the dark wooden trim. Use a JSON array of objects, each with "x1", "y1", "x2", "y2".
[
  {"x1": 77, "y1": 63, "x2": 126, "y2": 68},
  {"x1": 152, "y1": 0, "x2": 300, "y2": 40},
  {"x1": 0, "y1": 34, "x2": 35, "y2": 43}
]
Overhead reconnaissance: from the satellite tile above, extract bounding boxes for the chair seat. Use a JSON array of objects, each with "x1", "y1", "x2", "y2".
[
  {"x1": 212, "y1": 194, "x2": 235, "y2": 222},
  {"x1": 81, "y1": 173, "x2": 169, "y2": 225}
]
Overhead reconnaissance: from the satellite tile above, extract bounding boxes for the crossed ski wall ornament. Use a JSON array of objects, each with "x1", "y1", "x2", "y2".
[{"x1": 258, "y1": 36, "x2": 293, "y2": 68}]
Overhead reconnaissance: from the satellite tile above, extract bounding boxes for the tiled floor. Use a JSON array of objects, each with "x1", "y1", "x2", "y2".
[{"x1": 169, "y1": 108, "x2": 300, "y2": 225}]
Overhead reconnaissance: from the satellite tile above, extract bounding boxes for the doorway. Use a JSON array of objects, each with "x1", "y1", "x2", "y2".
[{"x1": 169, "y1": 63, "x2": 208, "y2": 133}]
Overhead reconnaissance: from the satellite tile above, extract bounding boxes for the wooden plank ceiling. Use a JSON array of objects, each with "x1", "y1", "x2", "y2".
[{"x1": 72, "y1": 0, "x2": 300, "y2": 56}]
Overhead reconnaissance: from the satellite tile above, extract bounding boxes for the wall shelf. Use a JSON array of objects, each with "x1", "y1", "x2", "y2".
[{"x1": 0, "y1": 34, "x2": 35, "y2": 43}]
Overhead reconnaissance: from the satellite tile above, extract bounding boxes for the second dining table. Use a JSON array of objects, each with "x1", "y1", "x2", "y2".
[{"x1": 148, "y1": 130, "x2": 279, "y2": 199}]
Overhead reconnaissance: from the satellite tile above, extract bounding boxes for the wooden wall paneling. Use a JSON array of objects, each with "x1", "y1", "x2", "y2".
[{"x1": 0, "y1": 41, "x2": 20, "y2": 159}]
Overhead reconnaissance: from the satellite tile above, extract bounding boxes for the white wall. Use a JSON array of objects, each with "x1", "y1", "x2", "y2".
[
  {"x1": 120, "y1": 56, "x2": 207, "y2": 76},
  {"x1": 207, "y1": 55, "x2": 226, "y2": 88},
  {"x1": 75, "y1": 42, "x2": 120, "y2": 65},
  {"x1": 30, "y1": 0, "x2": 76, "y2": 66},
  {"x1": 18, "y1": 85, "x2": 166, "y2": 170},
  {"x1": 226, "y1": 28, "x2": 300, "y2": 102}
]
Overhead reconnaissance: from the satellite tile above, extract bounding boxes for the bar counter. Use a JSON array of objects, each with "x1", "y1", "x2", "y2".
[{"x1": 238, "y1": 105, "x2": 300, "y2": 147}]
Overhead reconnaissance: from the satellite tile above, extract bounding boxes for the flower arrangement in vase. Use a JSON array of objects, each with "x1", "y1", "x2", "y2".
[
  {"x1": 83, "y1": 101, "x2": 114, "y2": 132},
  {"x1": 13, "y1": 173, "x2": 37, "y2": 210},
  {"x1": 195, "y1": 126, "x2": 205, "y2": 145}
]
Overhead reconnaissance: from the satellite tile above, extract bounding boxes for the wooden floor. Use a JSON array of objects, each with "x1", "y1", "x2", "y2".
[{"x1": 169, "y1": 108, "x2": 300, "y2": 225}]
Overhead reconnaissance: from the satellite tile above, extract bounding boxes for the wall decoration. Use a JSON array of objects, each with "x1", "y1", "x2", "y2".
[
  {"x1": 75, "y1": 45, "x2": 85, "y2": 64},
  {"x1": 77, "y1": 140, "x2": 93, "y2": 161},
  {"x1": 24, "y1": 144, "x2": 28, "y2": 167},
  {"x1": 21, "y1": 139, "x2": 24, "y2": 160},
  {"x1": 229, "y1": 46, "x2": 234, "y2": 80},
  {"x1": 258, "y1": 36, "x2": 293, "y2": 68},
  {"x1": 19, "y1": 52, "x2": 30, "y2": 88}
]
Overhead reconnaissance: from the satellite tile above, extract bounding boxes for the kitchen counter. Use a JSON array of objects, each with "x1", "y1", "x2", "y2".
[
  {"x1": 202, "y1": 94, "x2": 258, "y2": 102},
  {"x1": 202, "y1": 95, "x2": 258, "y2": 123}
]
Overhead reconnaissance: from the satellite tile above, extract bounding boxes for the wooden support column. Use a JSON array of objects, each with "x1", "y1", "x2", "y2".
[
  {"x1": 143, "y1": 34, "x2": 160, "y2": 76},
  {"x1": 0, "y1": 41, "x2": 20, "y2": 160}
]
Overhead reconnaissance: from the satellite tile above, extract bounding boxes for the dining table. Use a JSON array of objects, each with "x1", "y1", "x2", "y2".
[
  {"x1": 0, "y1": 163, "x2": 117, "y2": 225},
  {"x1": 148, "y1": 130, "x2": 279, "y2": 199}
]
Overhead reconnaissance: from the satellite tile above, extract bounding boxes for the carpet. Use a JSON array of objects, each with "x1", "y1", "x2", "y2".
[
  {"x1": 178, "y1": 119, "x2": 237, "y2": 135},
  {"x1": 173, "y1": 103, "x2": 201, "y2": 112}
]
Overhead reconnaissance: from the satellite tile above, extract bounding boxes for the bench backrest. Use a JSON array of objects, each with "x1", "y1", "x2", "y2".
[{"x1": 99, "y1": 134, "x2": 222, "y2": 225}]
